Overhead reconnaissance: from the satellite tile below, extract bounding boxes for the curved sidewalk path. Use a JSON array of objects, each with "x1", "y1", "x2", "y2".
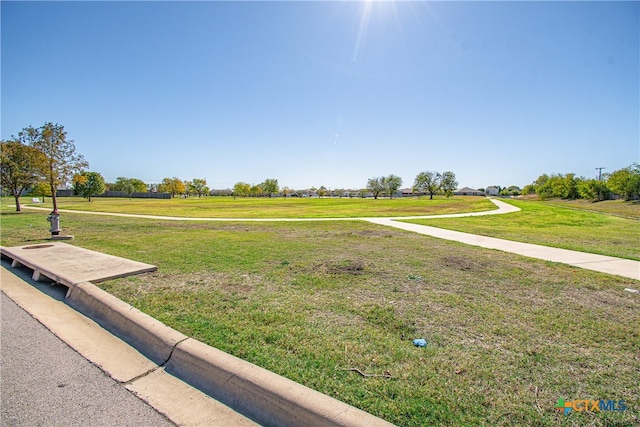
[
  {"x1": 20, "y1": 198, "x2": 519, "y2": 222},
  {"x1": 22, "y1": 199, "x2": 639, "y2": 280},
  {"x1": 367, "y1": 218, "x2": 639, "y2": 281}
]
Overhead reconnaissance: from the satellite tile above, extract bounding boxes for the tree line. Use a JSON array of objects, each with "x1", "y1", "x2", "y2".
[
  {"x1": 5, "y1": 122, "x2": 636, "y2": 214},
  {"x1": 1, "y1": 123, "x2": 461, "y2": 211},
  {"x1": 0, "y1": 123, "x2": 219, "y2": 210},
  {"x1": 521, "y1": 164, "x2": 640, "y2": 201},
  {"x1": 73, "y1": 175, "x2": 213, "y2": 200},
  {"x1": 364, "y1": 171, "x2": 458, "y2": 200}
]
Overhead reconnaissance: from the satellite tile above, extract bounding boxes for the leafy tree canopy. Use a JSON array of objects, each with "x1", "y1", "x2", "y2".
[
  {"x1": 73, "y1": 171, "x2": 106, "y2": 201},
  {"x1": 382, "y1": 174, "x2": 403, "y2": 199},
  {"x1": 261, "y1": 178, "x2": 279, "y2": 197},
  {"x1": 158, "y1": 177, "x2": 186, "y2": 196},
  {"x1": 111, "y1": 177, "x2": 147, "y2": 194},
  {"x1": 0, "y1": 139, "x2": 46, "y2": 211},
  {"x1": 607, "y1": 164, "x2": 640, "y2": 201},
  {"x1": 17, "y1": 123, "x2": 88, "y2": 213},
  {"x1": 190, "y1": 178, "x2": 209, "y2": 197},
  {"x1": 233, "y1": 182, "x2": 251, "y2": 198},
  {"x1": 367, "y1": 177, "x2": 385, "y2": 199}
]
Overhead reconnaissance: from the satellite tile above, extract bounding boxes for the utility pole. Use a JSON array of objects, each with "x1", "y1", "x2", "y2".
[{"x1": 595, "y1": 167, "x2": 606, "y2": 181}]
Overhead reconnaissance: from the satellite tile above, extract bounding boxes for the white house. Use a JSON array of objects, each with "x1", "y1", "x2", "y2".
[{"x1": 485, "y1": 186, "x2": 500, "y2": 196}]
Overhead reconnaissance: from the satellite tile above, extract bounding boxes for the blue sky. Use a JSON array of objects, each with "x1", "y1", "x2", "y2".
[{"x1": 2, "y1": 1, "x2": 638, "y2": 190}]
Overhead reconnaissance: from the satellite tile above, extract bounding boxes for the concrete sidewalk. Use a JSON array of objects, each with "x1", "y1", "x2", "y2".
[{"x1": 366, "y1": 218, "x2": 640, "y2": 281}]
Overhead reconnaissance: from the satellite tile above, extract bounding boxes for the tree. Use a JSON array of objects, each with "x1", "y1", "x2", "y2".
[
  {"x1": 536, "y1": 173, "x2": 580, "y2": 200},
  {"x1": 562, "y1": 173, "x2": 580, "y2": 199},
  {"x1": 20, "y1": 123, "x2": 88, "y2": 213},
  {"x1": 111, "y1": 177, "x2": 147, "y2": 196},
  {"x1": 250, "y1": 184, "x2": 264, "y2": 197},
  {"x1": 233, "y1": 182, "x2": 250, "y2": 198},
  {"x1": 506, "y1": 185, "x2": 522, "y2": 196},
  {"x1": 0, "y1": 140, "x2": 46, "y2": 211},
  {"x1": 413, "y1": 171, "x2": 439, "y2": 199},
  {"x1": 31, "y1": 181, "x2": 53, "y2": 200},
  {"x1": 157, "y1": 178, "x2": 170, "y2": 194},
  {"x1": 439, "y1": 171, "x2": 458, "y2": 198},
  {"x1": 317, "y1": 186, "x2": 327, "y2": 198},
  {"x1": 536, "y1": 174, "x2": 567, "y2": 199},
  {"x1": 578, "y1": 179, "x2": 610, "y2": 201},
  {"x1": 536, "y1": 177, "x2": 555, "y2": 200},
  {"x1": 190, "y1": 178, "x2": 209, "y2": 197},
  {"x1": 367, "y1": 177, "x2": 385, "y2": 199},
  {"x1": 607, "y1": 164, "x2": 640, "y2": 201},
  {"x1": 261, "y1": 178, "x2": 279, "y2": 198},
  {"x1": 73, "y1": 171, "x2": 106, "y2": 201},
  {"x1": 183, "y1": 180, "x2": 193, "y2": 197},
  {"x1": 382, "y1": 174, "x2": 403, "y2": 199},
  {"x1": 158, "y1": 177, "x2": 186, "y2": 197},
  {"x1": 112, "y1": 177, "x2": 135, "y2": 198},
  {"x1": 534, "y1": 174, "x2": 550, "y2": 188}
]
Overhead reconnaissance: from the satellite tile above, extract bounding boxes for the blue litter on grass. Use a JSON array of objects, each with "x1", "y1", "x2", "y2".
[{"x1": 413, "y1": 338, "x2": 427, "y2": 347}]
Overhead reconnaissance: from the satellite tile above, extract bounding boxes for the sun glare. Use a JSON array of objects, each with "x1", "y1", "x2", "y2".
[{"x1": 352, "y1": 0, "x2": 373, "y2": 62}]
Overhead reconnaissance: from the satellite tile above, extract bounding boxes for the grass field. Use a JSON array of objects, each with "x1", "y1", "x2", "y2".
[
  {"x1": 404, "y1": 198, "x2": 640, "y2": 261},
  {"x1": 541, "y1": 198, "x2": 640, "y2": 220},
  {"x1": 1, "y1": 197, "x2": 638, "y2": 426},
  {"x1": 17, "y1": 195, "x2": 496, "y2": 218}
]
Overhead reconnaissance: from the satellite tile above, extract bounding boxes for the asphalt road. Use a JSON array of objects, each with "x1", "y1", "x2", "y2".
[{"x1": 0, "y1": 291, "x2": 175, "y2": 427}]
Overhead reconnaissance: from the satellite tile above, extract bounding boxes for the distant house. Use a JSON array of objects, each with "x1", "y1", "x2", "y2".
[
  {"x1": 485, "y1": 186, "x2": 500, "y2": 196},
  {"x1": 453, "y1": 187, "x2": 484, "y2": 196}
]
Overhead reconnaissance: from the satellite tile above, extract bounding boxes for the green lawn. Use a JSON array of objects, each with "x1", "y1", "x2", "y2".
[
  {"x1": 541, "y1": 198, "x2": 640, "y2": 220},
  {"x1": 17, "y1": 195, "x2": 496, "y2": 218},
  {"x1": 403, "y1": 198, "x2": 640, "y2": 261},
  {"x1": 1, "y1": 200, "x2": 638, "y2": 426}
]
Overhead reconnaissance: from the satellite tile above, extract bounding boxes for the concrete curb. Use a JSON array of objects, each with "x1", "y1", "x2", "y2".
[
  {"x1": 66, "y1": 281, "x2": 393, "y2": 427},
  {"x1": 166, "y1": 338, "x2": 393, "y2": 427},
  {"x1": 66, "y1": 282, "x2": 188, "y2": 365}
]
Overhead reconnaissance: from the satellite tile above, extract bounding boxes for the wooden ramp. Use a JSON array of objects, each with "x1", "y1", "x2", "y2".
[{"x1": 1, "y1": 242, "x2": 156, "y2": 287}]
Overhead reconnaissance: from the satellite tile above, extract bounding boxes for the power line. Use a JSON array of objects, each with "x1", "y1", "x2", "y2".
[{"x1": 595, "y1": 167, "x2": 606, "y2": 181}]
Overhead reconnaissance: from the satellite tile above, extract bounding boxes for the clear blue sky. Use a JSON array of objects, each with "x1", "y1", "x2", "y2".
[{"x1": 2, "y1": 1, "x2": 638, "y2": 190}]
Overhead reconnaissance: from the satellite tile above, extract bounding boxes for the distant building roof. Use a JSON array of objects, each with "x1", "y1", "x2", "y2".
[{"x1": 455, "y1": 187, "x2": 483, "y2": 193}]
